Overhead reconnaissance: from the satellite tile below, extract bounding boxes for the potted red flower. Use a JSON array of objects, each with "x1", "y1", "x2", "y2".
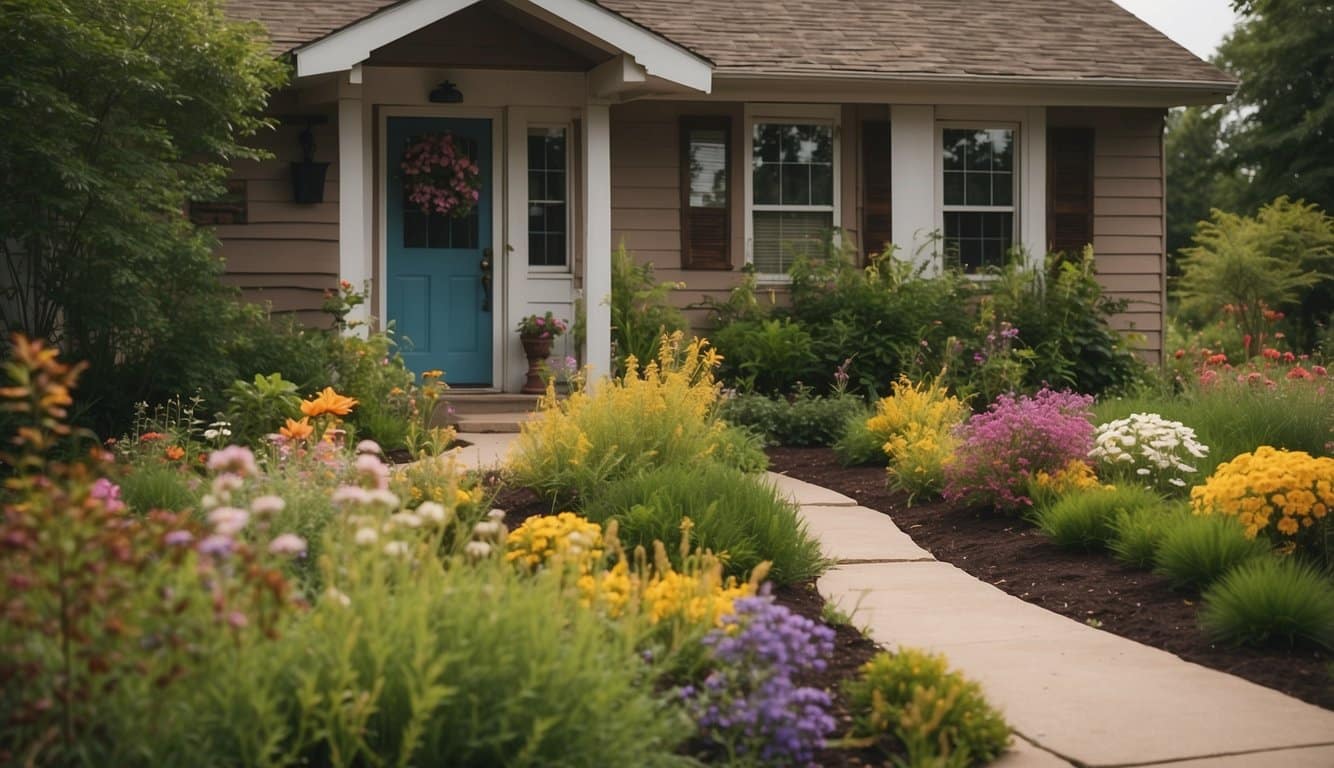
[{"x1": 516, "y1": 312, "x2": 568, "y2": 393}]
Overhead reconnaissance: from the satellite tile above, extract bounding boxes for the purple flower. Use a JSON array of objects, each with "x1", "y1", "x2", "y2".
[
  {"x1": 163, "y1": 530, "x2": 194, "y2": 547},
  {"x1": 197, "y1": 534, "x2": 234, "y2": 557}
]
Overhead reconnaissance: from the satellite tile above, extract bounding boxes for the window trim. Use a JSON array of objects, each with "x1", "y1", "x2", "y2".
[
  {"x1": 743, "y1": 104, "x2": 842, "y2": 281},
  {"x1": 526, "y1": 121, "x2": 573, "y2": 274},
  {"x1": 679, "y1": 115, "x2": 733, "y2": 271},
  {"x1": 935, "y1": 121, "x2": 1021, "y2": 275}
]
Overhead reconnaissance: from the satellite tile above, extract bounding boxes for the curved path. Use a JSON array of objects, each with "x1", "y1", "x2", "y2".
[{"x1": 770, "y1": 472, "x2": 1334, "y2": 768}]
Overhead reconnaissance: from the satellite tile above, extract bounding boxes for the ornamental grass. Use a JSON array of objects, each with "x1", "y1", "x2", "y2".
[
  {"x1": 1032, "y1": 485, "x2": 1164, "y2": 552},
  {"x1": 509, "y1": 332, "x2": 765, "y2": 505},
  {"x1": 1200, "y1": 557, "x2": 1334, "y2": 650}
]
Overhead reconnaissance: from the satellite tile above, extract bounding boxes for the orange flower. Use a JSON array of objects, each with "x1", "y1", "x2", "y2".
[
  {"x1": 280, "y1": 417, "x2": 315, "y2": 441},
  {"x1": 165, "y1": 445, "x2": 185, "y2": 461},
  {"x1": 140, "y1": 432, "x2": 166, "y2": 442},
  {"x1": 300, "y1": 387, "x2": 358, "y2": 418}
]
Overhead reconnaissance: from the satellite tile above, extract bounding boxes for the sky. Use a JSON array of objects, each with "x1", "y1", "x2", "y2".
[{"x1": 1112, "y1": 0, "x2": 1241, "y2": 60}]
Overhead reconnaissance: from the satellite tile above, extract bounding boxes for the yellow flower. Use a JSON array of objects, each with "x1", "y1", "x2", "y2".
[
  {"x1": 422, "y1": 369, "x2": 444, "y2": 380},
  {"x1": 301, "y1": 387, "x2": 358, "y2": 417},
  {"x1": 1191, "y1": 447, "x2": 1334, "y2": 558}
]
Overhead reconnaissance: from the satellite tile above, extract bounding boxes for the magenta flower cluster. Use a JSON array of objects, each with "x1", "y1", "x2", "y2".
[
  {"x1": 401, "y1": 133, "x2": 481, "y2": 218},
  {"x1": 680, "y1": 596, "x2": 836, "y2": 767},
  {"x1": 943, "y1": 388, "x2": 1095, "y2": 511}
]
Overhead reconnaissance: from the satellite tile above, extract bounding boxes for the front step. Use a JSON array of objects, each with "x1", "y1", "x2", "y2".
[
  {"x1": 446, "y1": 392, "x2": 544, "y2": 414},
  {"x1": 450, "y1": 410, "x2": 534, "y2": 434}
]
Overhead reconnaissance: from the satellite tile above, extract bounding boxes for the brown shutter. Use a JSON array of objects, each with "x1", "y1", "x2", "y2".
[
  {"x1": 861, "y1": 120, "x2": 892, "y2": 261},
  {"x1": 680, "y1": 117, "x2": 732, "y2": 270},
  {"x1": 1047, "y1": 126, "x2": 1095, "y2": 256}
]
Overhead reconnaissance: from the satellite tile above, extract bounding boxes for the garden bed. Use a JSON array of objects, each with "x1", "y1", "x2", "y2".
[
  {"x1": 766, "y1": 446, "x2": 1334, "y2": 711},
  {"x1": 492, "y1": 482, "x2": 888, "y2": 766}
]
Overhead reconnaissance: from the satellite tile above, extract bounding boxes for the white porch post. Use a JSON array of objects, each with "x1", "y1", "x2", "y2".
[
  {"x1": 582, "y1": 101, "x2": 613, "y2": 380},
  {"x1": 338, "y1": 80, "x2": 371, "y2": 328},
  {"x1": 889, "y1": 104, "x2": 937, "y2": 271},
  {"x1": 1021, "y1": 106, "x2": 1048, "y2": 266}
]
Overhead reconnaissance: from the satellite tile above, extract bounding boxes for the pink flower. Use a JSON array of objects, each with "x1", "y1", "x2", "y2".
[{"x1": 268, "y1": 533, "x2": 307, "y2": 557}]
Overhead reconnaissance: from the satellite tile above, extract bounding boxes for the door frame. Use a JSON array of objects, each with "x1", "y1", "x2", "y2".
[{"x1": 378, "y1": 106, "x2": 506, "y2": 390}]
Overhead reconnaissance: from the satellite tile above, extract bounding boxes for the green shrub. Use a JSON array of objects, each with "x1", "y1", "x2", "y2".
[
  {"x1": 1201, "y1": 557, "x2": 1334, "y2": 650},
  {"x1": 582, "y1": 463, "x2": 826, "y2": 585},
  {"x1": 1153, "y1": 514, "x2": 1273, "y2": 590},
  {"x1": 845, "y1": 648, "x2": 1010, "y2": 767},
  {"x1": 1032, "y1": 486, "x2": 1163, "y2": 551},
  {"x1": 719, "y1": 390, "x2": 864, "y2": 447},
  {"x1": 833, "y1": 405, "x2": 886, "y2": 466},
  {"x1": 1109, "y1": 505, "x2": 1191, "y2": 568},
  {"x1": 713, "y1": 318, "x2": 817, "y2": 394},
  {"x1": 117, "y1": 463, "x2": 199, "y2": 514},
  {"x1": 609, "y1": 245, "x2": 687, "y2": 375},
  {"x1": 223, "y1": 372, "x2": 301, "y2": 445}
]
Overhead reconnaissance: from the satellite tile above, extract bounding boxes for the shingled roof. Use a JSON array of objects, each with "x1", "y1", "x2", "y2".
[{"x1": 228, "y1": 0, "x2": 1234, "y2": 87}]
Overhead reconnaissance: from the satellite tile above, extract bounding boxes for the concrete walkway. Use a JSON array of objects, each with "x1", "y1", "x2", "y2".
[{"x1": 771, "y1": 472, "x2": 1334, "y2": 768}]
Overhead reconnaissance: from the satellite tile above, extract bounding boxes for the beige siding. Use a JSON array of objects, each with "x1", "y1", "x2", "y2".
[
  {"x1": 1050, "y1": 107, "x2": 1167, "y2": 362},
  {"x1": 216, "y1": 92, "x2": 339, "y2": 325}
]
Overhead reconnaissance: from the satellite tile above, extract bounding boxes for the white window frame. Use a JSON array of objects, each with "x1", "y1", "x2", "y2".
[
  {"x1": 743, "y1": 104, "x2": 842, "y2": 282},
  {"x1": 935, "y1": 121, "x2": 1021, "y2": 276},
  {"x1": 526, "y1": 121, "x2": 574, "y2": 274}
]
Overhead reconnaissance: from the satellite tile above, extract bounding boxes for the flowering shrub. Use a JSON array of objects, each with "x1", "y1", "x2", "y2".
[
  {"x1": 400, "y1": 132, "x2": 482, "y2": 217},
  {"x1": 943, "y1": 389, "x2": 1095, "y2": 511},
  {"x1": 1190, "y1": 447, "x2": 1334, "y2": 560},
  {"x1": 867, "y1": 376, "x2": 969, "y2": 501},
  {"x1": 1090, "y1": 413, "x2": 1210, "y2": 493},
  {"x1": 1025, "y1": 459, "x2": 1112, "y2": 510},
  {"x1": 681, "y1": 596, "x2": 836, "y2": 766},
  {"x1": 510, "y1": 332, "x2": 764, "y2": 503},
  {"x1": 506, "y1": 512, "x2": 604, "y2": 571},
  {"x1": 845, "y1": 648, "x2": 1010, "y2": 766}
]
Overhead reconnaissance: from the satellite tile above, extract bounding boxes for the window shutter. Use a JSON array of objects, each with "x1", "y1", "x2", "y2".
[
  {"x1": 680, "y1": 117, "x2": 732, "y2": 270},
  {"x1": 861, "y1": 120, "x2": 892, "y2": 260},
  {"x1": 1047, "y1": 126, "x2": 1095, "y2": 256}
]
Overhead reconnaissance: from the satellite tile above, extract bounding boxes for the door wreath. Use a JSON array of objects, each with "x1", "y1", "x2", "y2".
[{"x1": 400, "y1": 133, "x2": 482, "y2": 218}]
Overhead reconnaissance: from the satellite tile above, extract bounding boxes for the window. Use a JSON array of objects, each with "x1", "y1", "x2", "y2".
[
  {"x1": 680, "y1": 117, "x2": 732, "y2": 270},
  {"x1": 750, "y1": 120, "x2": 836, "y2": 275},
  {"x1": 527, "y1": 127, "x2": 567, "y2": 268},
  {"x1": 940, "y1": 127, "x2": 1016, "y2": 272}
]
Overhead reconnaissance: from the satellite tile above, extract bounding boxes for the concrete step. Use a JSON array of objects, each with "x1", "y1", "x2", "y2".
[
  {"x1": 449, "y1": 410, "x2": 535, "y2": 434},
  {"x1": 446, "y1": 392, "x2": 544, "y2": 414}
]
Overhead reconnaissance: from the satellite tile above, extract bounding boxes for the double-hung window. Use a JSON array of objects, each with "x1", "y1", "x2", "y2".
[
  {"x1": 940, "y1": 126, "x2": 1017, "y2": 272},
  {"x1": 749, "y1": 114, "x2": 837, "y2": 276},
  {"x1": 527, "y1": 126, "x2": 568, "y2": 269}
]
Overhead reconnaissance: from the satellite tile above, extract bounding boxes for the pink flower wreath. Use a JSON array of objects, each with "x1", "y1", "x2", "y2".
[{"x1": 400, "y1": 133, "x2": 482, "y2": 218}]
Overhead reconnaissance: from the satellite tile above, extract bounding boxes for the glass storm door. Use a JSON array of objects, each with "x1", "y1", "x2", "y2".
[{"x1": 386, "y1": 116, "x2": 493, "y2": 384}]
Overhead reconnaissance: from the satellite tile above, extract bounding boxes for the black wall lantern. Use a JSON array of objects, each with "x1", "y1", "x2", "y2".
[
  {"x1": 287, "y1": 115, "x2": 330, "y2": 204},
  {"x1": 429, "y1": 80, "x2": 464, "y2": 104}
]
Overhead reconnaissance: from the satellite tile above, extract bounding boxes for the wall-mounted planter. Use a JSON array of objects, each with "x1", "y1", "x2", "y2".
[{"x1": 290, "y1": 160, "x2": 330, "y2": 204}]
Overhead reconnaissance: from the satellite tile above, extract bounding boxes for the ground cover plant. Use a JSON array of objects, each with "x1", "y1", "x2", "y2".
[{"x1": 718, "y1": 387, "x2": 865, "y2": 448}]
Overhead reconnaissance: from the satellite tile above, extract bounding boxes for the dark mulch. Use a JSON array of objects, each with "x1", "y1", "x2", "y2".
[
  {"x1": 766, "y1": 446, "x2": 1334, "y2": 711},
  {"x1": 489, "y1": 481, "x2": 892, "y2": 766},
  {"x1": 383, "y1": 438, "x2": 472, "y2": 465}
]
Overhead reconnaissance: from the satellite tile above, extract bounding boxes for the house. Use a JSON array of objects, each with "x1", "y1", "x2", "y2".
[{"x1": 217, "y1": 0, "x2": 1235, "y2": 390}]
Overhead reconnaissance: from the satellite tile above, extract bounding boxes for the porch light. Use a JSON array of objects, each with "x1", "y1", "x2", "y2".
[
  {"x1": 429, "y1": 80, "x2": 463, "y2": 104},
  {"x1": 288, "y1": 115, "x2": 330, "y2": 204}
]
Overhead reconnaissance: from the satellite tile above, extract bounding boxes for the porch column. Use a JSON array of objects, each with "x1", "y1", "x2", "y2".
[
  {"x1": 338, "y1": 83, "x2": 370, "y2": 328},
  {"x1": 890, "y1": 105, "x2": 937, "y2": 272},
  {"x1": 583, "y1": 101, "x2": 613, "y2": 380}
]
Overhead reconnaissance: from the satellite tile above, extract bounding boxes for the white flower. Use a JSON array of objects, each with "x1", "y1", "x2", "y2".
[
  {"x1": 332, "y1": 485, "x2": 371, "y2": 507},
  {"x1": 356, "y1": 439, "x2": 383, "y2": 455},
  {"x1": 1135, "y1": 468, "x2": 1151, "y2": 476},
  {"x1": 323, "y1": 587, "x2": 351, "y2": 607},
  {"x1": 366, "y1": 489, "x2": 401, "y2": 512},
  {"x1": 416, "y1": 502, "x2": 450, "y2": 525},
  {"x1": 390, "y1": 511, "x2": 423, "y2": 529},
  {"x1": 465, "y1": 540, "x2": 493, "y2": 560},
  {"x1": 354, "y1": 527, "x2": 379, "y2": 546},
  {"x1": 1168, "y1": 478, "x2": 1187, "y2": 487},
  {"x1": 383, "y1": 540, "x2": 409, "y2": 557},
  {"x1": 267, "y1": 533, "x2": 307, "y2": 557}
]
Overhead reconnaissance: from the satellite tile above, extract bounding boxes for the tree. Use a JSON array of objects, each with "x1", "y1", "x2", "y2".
[
  {"x1": 1164, "y1": 106, "x2": 1244, "y2": 273},
  {"x1": 1217, "y1": 0, "x2": 1334, "y2": 212},
  {"x1": 0, "y1": 0, "x2": 286, "y2": 429}
]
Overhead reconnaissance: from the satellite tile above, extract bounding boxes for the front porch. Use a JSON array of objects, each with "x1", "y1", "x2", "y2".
[{"x1": 285, "y1": 0, "x2": 712, "y2": 392}]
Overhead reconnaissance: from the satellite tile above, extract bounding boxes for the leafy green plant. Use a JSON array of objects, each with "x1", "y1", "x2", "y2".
[
  {"x1": 610, "y1": 245, "x2": 687, "y2": 374},
  {"x1": 582, "y1": 463, "x2": 826, "y2": 585},
  {"x1": 713, "y1": 318, "x2": 817, "y2": 394},
  {"x1": 1032, "y1": 486, "x2": 1164, "y2": 551},
  {"x1": 223, "y1": 372, "x2": 301, "y2": 445},
  {"x1": 1109, "y1": 505, "x2": 1191, "y2": 568},
  {"x1": 117, "y1": 463, "x2": 199, "y2": 514},
  {"x1": 1153, "y1": 514, "x2": 1273, "y2": 590},
  {"x1": 719, "y1": 389, "x2": 865, "y2": 448},
  {"x1": 845, "y1": 648, "x2": 1011, "y2": 767},
  {"x1": 832, "y1": 405, "x2": 886, "y2": 466},
  {"x1": 1200, "y1": 556, "x2": 1334, "y2": 650}
]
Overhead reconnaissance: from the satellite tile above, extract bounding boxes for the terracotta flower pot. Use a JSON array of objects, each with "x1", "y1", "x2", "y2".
[{"x1": 520, "y1": 335, "x2": 554, "y2": 394}]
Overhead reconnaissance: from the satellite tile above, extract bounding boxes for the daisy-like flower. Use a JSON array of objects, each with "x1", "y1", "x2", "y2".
[
  {"x1": 208, "y1": 507, "x2": 251, "y2": 536},
  {"x1": 416, "y1": 501, "x2": 450, "y2": 525},
  {"x1": 251, "y1": 495, "x2": 286, "y2": 516},
  {"x1": 207, "y1": 446, "x2": 258, "y2": 476},
  {"x1": 268, "y1": 533, "x2": 307, "y2": 557},
  {"x1": 280, "y1": 417, "x2": 314, "y2": 441},
  {"x1": 300, "y1": 387, "x2": 358, "y2": 418}
]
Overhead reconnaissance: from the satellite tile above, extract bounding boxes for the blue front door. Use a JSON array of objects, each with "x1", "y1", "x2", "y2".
[{"x1": 387, "y1": 117, "x2": 493, "y2": 384}]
